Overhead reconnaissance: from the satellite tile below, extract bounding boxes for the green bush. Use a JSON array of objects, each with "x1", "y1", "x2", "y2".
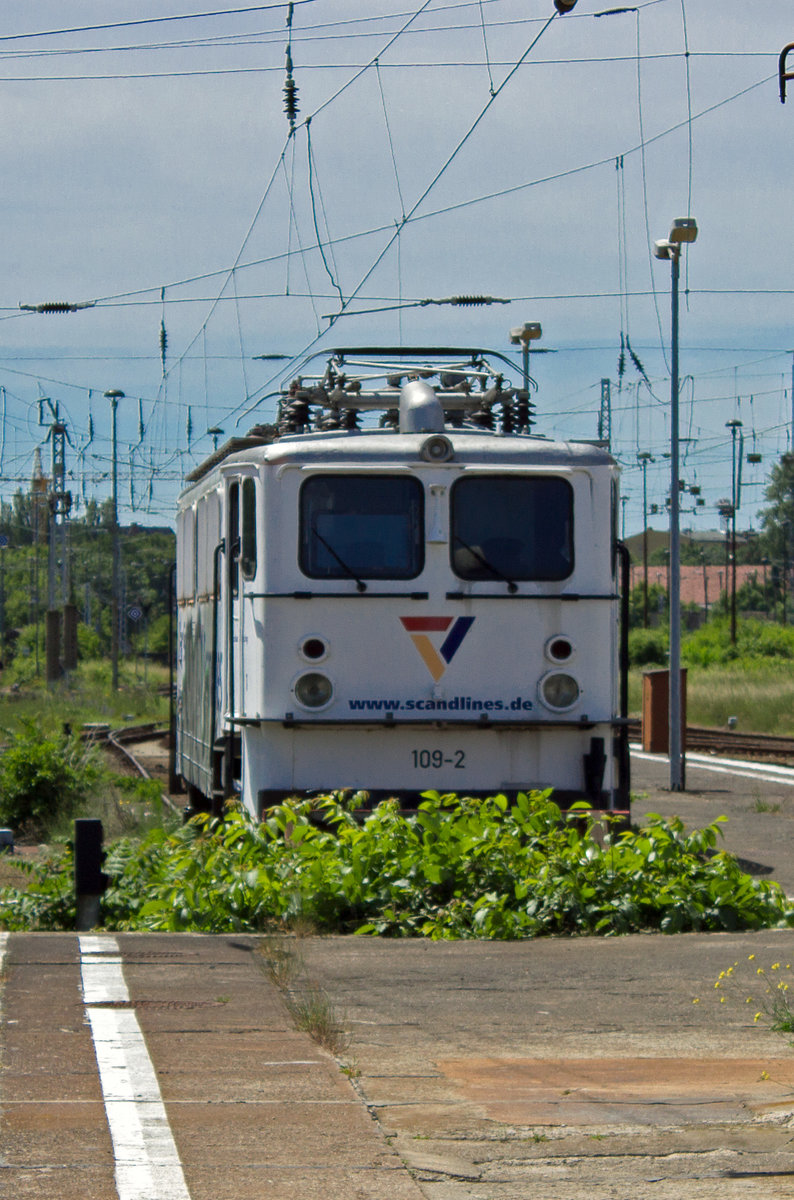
[
  {"x1": 2, "y1": 792, "x2": 789, "y2": 937},
  {"x1": 0, "y1": 721, "x2": 102, "y2": 838},
  {"x1": 629, "y1": 627, "x2": 668, "y2": 667},
  {"x1": 683, "y1": 619, "x2": 794, "y2": 668}
]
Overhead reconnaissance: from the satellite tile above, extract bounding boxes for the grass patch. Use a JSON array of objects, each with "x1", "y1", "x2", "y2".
[
  {"x1": 0, "y1": 659, "x2": 169, "y2": 737},
  {"x1": 627, "y1": 619, "x2": 794, "y2": 735},
  {"x1": 753, "y1": 797, "x2": 782, "y2": 814},
  {"x1": 629, "y1": 665, "x2": 794, "y2": 736}
]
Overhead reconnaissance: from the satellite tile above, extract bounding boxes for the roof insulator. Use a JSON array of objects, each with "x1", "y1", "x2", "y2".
[
  {"x1": 450, "y1": 295, "x2": 505, "y2": 306},
  {"x1": 19, "y1": 300, "x2": 96, "y2": 314},
  {"x1": 284, "y1": 47, "x2": 299, "y2": 132}
]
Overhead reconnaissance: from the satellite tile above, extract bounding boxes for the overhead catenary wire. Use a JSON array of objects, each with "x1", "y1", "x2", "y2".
[
  {"x1": 0, "y1": 2, "x2": 783, "y2": 538},
  {"x1": 28, "y1": 65, "x2": 769, "y2": 321},
  {"x1": 319, "y1": 10, "x2": 560, "y2": 331}
]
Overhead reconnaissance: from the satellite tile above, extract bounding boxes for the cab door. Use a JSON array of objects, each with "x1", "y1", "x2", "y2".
[{"x1": 224, "y1": 474, "x2": 258, "y2": 794}]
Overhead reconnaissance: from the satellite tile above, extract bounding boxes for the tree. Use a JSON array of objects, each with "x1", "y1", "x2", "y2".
[{"x1": 759, "y1": 453, "x2": 794, "y2": 561}]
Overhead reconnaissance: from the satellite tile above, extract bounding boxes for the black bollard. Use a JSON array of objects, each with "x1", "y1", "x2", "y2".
[{"x1": 74, "y1": 818, "x2": 108, "y2": 931}]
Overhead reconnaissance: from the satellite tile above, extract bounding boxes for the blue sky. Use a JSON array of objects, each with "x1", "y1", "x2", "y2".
[{"x1": 0, "y1": 1, "x2": 791, "y2": 535}]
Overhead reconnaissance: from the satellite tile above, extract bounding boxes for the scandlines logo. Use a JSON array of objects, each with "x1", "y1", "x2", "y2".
[{"x1": 400, "y1": 616, "x2": 475, "y2": 682}]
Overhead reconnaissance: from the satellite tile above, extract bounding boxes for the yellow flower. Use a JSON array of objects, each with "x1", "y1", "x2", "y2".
[
  {"x1": 692, "y1": 997, "x2": 700, "y2": 1004},
  {"x1": 718, "y1": 971, "x2": 726, "y2": 979},
  {"x1": 757, "y1": 968, "x2": 765, "y2": 975},
  {"x1": 754, "y1": 1012, "x2": 763, "y2": 1022},
  {"x1": 719, "y1": 996, "x2": 726, "y2": 1003},
  {"x1": 760, "y1": 1070, "x2": 770, "y2": 1081},
  {"x1": 772, "y1": 963, "x2": 780, "y2": 971},
  {"x1": 749, "y1": 954, "x2": 756, "y2": 961},
  {"x1": 715, "y1": 981, "x2": 721, "y2": 989}
]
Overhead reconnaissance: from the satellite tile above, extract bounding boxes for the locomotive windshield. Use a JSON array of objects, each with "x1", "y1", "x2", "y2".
[
  {"x1": 300, "y1": 474, "x2": 424, "y2": 580},
  {"x1": 450, "y1": 475, "x2": 573, "y2": 582}
]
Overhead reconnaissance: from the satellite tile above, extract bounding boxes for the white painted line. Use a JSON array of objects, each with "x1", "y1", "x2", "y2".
[
  {"x1": 80, "y1": 935, "x2": 192, "y2": 1200},
  {"x1": 81, "y1": 954, "x2": 128, "y2": 1004},
  {"x1": 631, "y1": 744, "x2": 794, "y2": 788},
  {"x1": 81, "y1": 933, "x2": 121, "y2": 955},
  {"x1": 0, "y1": 932, "x2": 7, "y2": 1002}
]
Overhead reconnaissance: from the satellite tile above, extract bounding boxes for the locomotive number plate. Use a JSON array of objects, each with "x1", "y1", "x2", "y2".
[{"x1": 411, "y1": 749, "x2": 466, "y2": 769}]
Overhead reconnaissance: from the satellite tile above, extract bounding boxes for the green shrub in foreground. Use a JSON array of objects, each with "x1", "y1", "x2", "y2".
[
  {"x1": 0, "y1": 720, "x2": 103, "y2": 839},
  {"x1": 1, "y1": 791, "x2": 790, "y2": 938}
]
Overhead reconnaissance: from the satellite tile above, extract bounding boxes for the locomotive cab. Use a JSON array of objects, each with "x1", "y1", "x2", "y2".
[{"x1": 175, "y1": 347, "x2": 629, "y2": 818}]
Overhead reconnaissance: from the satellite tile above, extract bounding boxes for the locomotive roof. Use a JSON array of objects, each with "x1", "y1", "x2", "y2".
[
  {"x1": 182, "y1": 424, "x2": 616, "y2": 494},
  {"x1": 182, "y1": 346, "x2": 617, "y2": 496}
]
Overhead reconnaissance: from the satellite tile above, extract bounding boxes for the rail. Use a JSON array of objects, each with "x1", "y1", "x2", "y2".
[
  {"x1": 98, "y1": 724, "x2": 182, "y2": 814},
  {"x1": 627, "y1": 719, "x2": 794, "y2": 763}
]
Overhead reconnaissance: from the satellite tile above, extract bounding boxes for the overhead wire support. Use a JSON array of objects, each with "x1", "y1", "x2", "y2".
[
  {"x1": 283, "y1": 2, "x2": 299, "y2": 135},
  {"x1": 284, "y1": 46, "x2": 299, "y2": 133},
  {"x1": 306, "y1": 121, "x2": 344, "y2": 307},
  {"x1": 159, "y1": 286, "x2": 167, "y2": 374},
  {"x1": 320, "y1": 294, "x2": 510, "y2": 320}
]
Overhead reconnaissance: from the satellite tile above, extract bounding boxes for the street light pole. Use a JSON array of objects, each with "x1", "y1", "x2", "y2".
[
  {"x1": 638, "y1": 452, "x2": 654, "y2": 628},
  {"x1": 726, "y1": 419, "x2": 743, "y2": 644},
  {"x1": 509, "y1": 322, "x2": 542, "y2": 432},
  {"x1": 654, "y1": 217, "x2": 698, "y2": 792},
  {"x1": 105, "y1": 389, "x2": 124, "y2": 690}
]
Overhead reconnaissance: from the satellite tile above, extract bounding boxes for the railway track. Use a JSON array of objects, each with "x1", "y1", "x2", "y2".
[
  {"x1": 91, "y1": 723, "x2": 182, "y2": 812},
  {"x1": 626, "y1": 719, "x2": 794, "y2": 764}
]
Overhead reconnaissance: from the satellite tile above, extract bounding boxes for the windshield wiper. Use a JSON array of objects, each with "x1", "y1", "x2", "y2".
[
  {"x1": 454, "y1": 535, "x2": 518, "y2": 593},
  {"x1": 313, "y1": 527, "x2": 367, "y2": 592}
]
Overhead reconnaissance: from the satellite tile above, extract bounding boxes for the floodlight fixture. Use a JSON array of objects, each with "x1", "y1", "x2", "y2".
[
  {"x1": 668, "y1": 217, "x2": 698, "y2": 244},
  {"x1": 509, "y1": 323, "x2": 542, "y2": 346}
]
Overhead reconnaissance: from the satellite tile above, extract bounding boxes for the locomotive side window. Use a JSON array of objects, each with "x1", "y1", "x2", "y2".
[
  {"x1": 241, "y1": 477, "x2": 257, "y2": 580},
  {"x1": 450, "y1": 476, "x2": 573, "y2": 582},
  {"x1": 176, "y1": 507, "x2": 195, "y2": 601},
  {"x1": 228, "y1": 482, "x2": 240, "y2": 597},
  {"x1": 300, "y1": 475, "x2": 424, "y2": 580}
]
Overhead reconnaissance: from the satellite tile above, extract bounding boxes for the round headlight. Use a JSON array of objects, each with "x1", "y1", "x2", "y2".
[
  {"x1": 539, "y1": 672, "x2": 580, "y2": 712},
  {"x1": 294, "y1": 672, "x2": 333, "y2": 710}
]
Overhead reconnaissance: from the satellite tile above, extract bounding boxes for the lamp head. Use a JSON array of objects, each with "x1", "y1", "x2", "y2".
[
  {"x1": 554, "y1": 0, "x2": 578, "y2": 12},
  {"x1": 669, "y1": 217, "x2": 698, "y2": 244},
  {"x1": 509, "y1": 322, "x2": 542, "y2": 346},
  {"x1": 653, "y1": 239, "x2": 673, "y2": 260}
]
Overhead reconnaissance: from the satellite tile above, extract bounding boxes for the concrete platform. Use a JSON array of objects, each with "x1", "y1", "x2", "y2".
[
  {"x1": 3, "y1": 749, "x2": 794, "y2": 1198},
  {"x1": 0, "y1": 934, "x2": 424, "y2": 1200}
]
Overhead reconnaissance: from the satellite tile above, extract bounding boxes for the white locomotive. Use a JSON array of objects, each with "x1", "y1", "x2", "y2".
[{"x1": 174, "y1": 347, "x2": 630, "y2": 818}]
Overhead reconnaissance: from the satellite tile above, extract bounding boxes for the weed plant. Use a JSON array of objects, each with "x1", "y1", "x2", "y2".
[
  {"x1": 1, "y1": 791, "x2": 790, "y2": 937},
  {"x1": 698, "y1": 955, "x2": 794, "y2": 1036},
  {"x1": 258, "y1": 937, "x2": 349, "y2": 1054}
]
